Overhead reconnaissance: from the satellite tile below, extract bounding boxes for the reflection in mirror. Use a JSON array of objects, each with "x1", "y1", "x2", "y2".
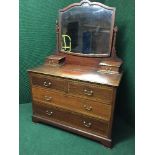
[{"x1": 60, "y1": 3, "x2": 115, "y2": 56}]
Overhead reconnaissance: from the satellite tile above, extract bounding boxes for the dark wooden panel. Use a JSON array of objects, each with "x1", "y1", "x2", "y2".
[
  {"x1": 33, "y1": 102, "x2": 109, "y2": 137},
  {"x1": 32, "y1": 86, "x2": 112, "y2": 121}
]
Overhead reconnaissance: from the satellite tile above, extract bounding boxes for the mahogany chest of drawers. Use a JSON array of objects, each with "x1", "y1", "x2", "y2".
[{"x1": 28, "y1": 61, "x2": 122, "y2": 148}]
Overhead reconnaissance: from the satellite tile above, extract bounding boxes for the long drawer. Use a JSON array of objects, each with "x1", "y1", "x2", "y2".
[
  {"x1": 32, "y1": 86, "x2": 112, "y2": 121},
  {"x1": 33, "y1": 102, "x2": 109, "y2": 136},
  {"x1": 31, "y1": 74, "x2": 68, "y2": 92},
  {"x1": 69, "y1": 81, "x2": 113, "y2": 103}
]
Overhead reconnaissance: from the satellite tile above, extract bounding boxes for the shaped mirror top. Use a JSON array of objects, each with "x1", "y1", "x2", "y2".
[{"x1": 58, "y1": 0, "x2": 115, "y2": 57}]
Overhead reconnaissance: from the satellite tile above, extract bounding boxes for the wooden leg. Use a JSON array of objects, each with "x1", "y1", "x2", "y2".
[
  {"x1": 32, "y1": 115, "x2": 40, "y2": 123},
  {"x1": 100, "y1": 139, "x2": 112, "y2": 148}
]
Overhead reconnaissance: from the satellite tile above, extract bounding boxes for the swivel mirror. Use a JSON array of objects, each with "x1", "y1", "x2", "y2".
[{"x1": 59, "y1": 0, "x2": 115, "y2": 57}]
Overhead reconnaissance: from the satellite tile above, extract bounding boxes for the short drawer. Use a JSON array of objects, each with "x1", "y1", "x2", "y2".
[
  {"x1": 32, "y1": 87, "x2": 112, "y2": 121},
  {"x1": 31, "y1": 74, "x2": 68, "y2": 92},
  {"x1": 33, "y1": 103, "x2": 109, "y2": 136},
  {"x1": 69, "y1": 81, "x2": 113, "y2": 103}
]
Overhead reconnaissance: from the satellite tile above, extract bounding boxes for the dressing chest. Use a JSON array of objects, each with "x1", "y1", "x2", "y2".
[{"x1": 28, "y1": 0, "x2": 123, "y2": 148}]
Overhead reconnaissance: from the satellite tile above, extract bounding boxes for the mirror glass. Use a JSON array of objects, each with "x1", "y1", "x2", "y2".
[{"x1": 59, "y1": 3, "x2": 115, "y2": 56}]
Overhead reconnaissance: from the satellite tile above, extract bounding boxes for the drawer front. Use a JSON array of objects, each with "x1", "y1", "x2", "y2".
[
  {"x1": 31, "y1": 74, "x2": 68, "y2": 92},
  {"x1": 32, "y1": 87, "x2": 111, "y2": 121},
  {"x1": 69, "y1": 81, "x2": 113, "y2": 103},
  {"x1": 33, "y1": 103, "x2": 109, "y2": 136}
]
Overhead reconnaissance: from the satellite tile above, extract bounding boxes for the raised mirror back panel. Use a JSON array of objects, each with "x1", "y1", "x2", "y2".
[{"x1": 59, "y1": 0, "x2": 115, "y2": 57}]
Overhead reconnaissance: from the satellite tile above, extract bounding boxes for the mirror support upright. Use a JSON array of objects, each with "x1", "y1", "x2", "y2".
[{"x1": 111, "y1": 26, "x2": 118, "y2": 58}]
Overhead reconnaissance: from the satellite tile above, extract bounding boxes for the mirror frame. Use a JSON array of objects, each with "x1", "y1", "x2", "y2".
[{"x1": 58, "y1": 0, "x2": 116, "y2": 57}]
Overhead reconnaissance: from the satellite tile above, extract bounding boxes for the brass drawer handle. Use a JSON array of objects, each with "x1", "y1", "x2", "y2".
[
  {"x1": 43, "y1": 81, "x2": 52, "y2": 87},
  {"x1": 105, "y1": 67, "x2": 112, "y2": 72},
  {"x1": 83, "y1": 121, "x2": 92, "y2": 128},
  {"x1": 44, "y1": 96, "x2": 52, "y2": 101},
  {"x1": 84, "y1": 89, "x2": 93, "y2": 96},
  {"x1": 83, "y1": 105, "x2": 92, "y2": 111},
  {"x1": 46, "y1": 110, "x2": 53, "y2": 116}
]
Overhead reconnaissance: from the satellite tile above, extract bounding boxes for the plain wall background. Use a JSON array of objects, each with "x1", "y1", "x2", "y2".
[{"x1": 19, "y1": 0, "x2": 135, "y2": 127}]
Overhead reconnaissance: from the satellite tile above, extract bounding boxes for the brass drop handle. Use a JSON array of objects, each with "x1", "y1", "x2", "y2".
[
  {"x1": 84, "y1": 89, "x2": 93, "y2": 96},
  {"x1": 83, "y1": 105, "x2": 92, "y2": 111},
  {"x1": 105, "y1": 67, "x2": 112, "y2": 72},
  {"x1": 43, "y1": 81, "x2": 52, "y2": 87},
  {"x1": 46, "y1": 110, "x2": 53, "y2": 116},
  {"x1": 83, "y1": 121, "x2": 92, "y2": 128},
  {"x1": 44, "y1": 96, "x2": 52, "y2": 101}
]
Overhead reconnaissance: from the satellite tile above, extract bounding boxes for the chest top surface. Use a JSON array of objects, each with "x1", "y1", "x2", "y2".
[{"x1": 28, "y1": 64, "x2": 122, "y2": 87}]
